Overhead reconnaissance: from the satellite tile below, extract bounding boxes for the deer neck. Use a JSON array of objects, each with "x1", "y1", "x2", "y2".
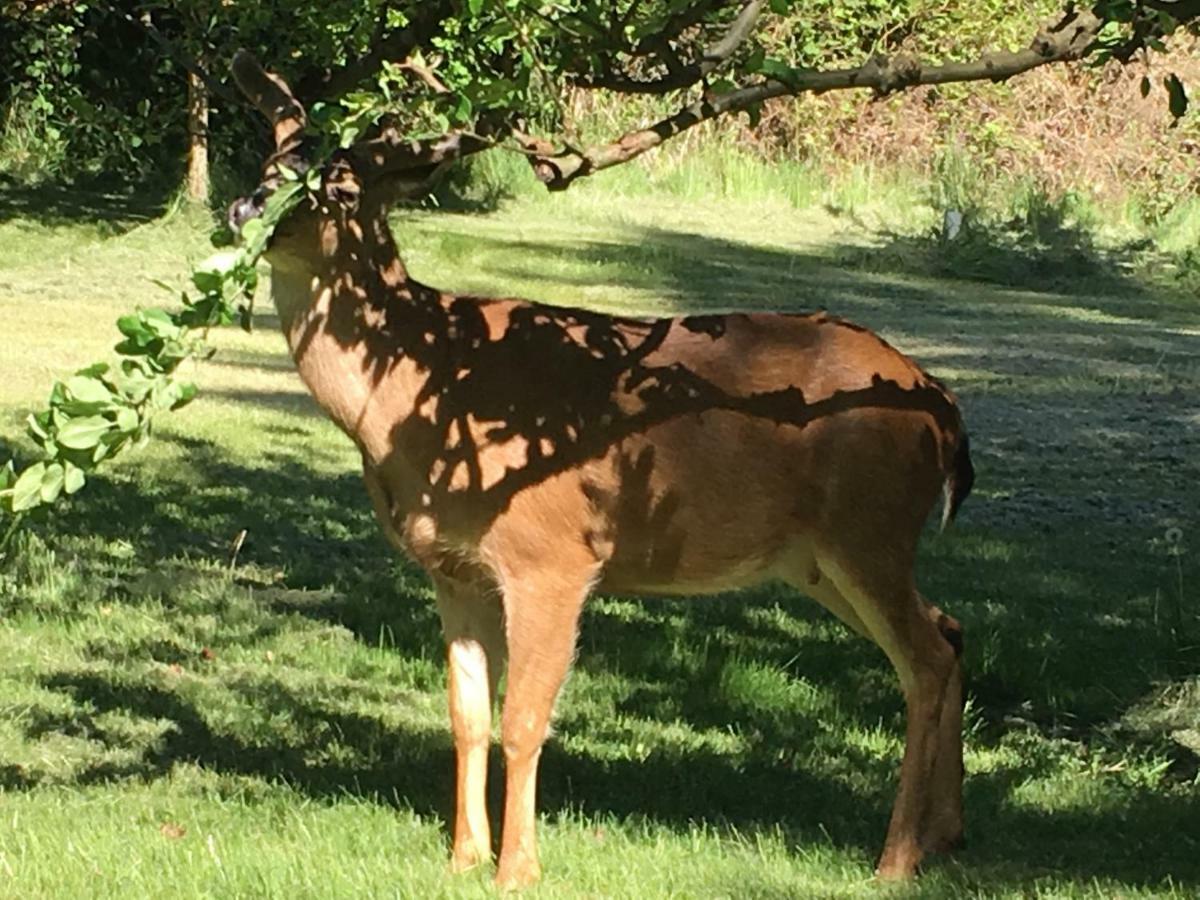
[
  {"x1": 266, "y1": 206, "x2": 408, "y2": 329},
  {"x1": 265, "y1": 208, "x2": 425, "y2": 461}
]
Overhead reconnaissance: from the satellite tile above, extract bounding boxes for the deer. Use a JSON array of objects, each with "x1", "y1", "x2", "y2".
[{"x1": 228, "y1": 50, "x2": 975, "y2": 889}]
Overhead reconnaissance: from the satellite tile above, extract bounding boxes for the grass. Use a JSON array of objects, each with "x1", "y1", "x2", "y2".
[{"x1": 1, "y1": 172, "x2": 1198, "y2": 898}]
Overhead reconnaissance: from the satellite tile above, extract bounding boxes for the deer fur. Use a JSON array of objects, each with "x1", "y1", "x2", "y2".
[{"x1": 232, "y1": 50, "x2": 973, "y2": 889}]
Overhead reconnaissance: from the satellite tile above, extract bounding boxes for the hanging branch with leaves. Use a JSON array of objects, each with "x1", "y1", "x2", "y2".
[{"x1": 0, "y1": 177, "x2": 309, "y2": 555}]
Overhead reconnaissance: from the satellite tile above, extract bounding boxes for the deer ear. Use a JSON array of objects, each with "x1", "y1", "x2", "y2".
[{"x1": 231, "y1": 49, "x2": 307, "y2": 156}]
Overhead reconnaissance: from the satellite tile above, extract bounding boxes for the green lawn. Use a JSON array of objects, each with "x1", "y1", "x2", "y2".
[{"x1": 1, "y1": 181, "x2": 1197, "y2": 898}]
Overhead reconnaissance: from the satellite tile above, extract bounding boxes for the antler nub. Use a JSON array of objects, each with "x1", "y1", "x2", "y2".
[{"x1": 231, "y1": 49, "x2": 307, "y2": 152}]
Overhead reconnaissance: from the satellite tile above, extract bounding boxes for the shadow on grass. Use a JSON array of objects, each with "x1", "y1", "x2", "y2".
[
  {"x1": 0, "y1": 176, "x2": 175, "y2": 229},
  {"x1": 13, "y1": 437, "x2": 1199, "y2": 890},
  {"x1": 6, "y1": 211, "x2": 1200, "y2": 890},
  {"x1": 824, "y1": 195, "x2": 1163, "y2": 299}
]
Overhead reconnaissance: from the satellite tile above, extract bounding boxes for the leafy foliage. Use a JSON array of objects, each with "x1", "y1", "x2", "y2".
[{"x1": 3, "y1": 2, "x2": 1195, "y2": 186}]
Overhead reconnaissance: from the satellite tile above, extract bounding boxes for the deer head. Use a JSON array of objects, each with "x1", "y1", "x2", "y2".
[{"x1": 228, "y1": 50, "x2": 487, "y2": 288}]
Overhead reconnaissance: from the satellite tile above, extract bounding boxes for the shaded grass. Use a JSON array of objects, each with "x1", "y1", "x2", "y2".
[{"x1": 1, "y1": 182, "x2": 1198, "y2": 897}]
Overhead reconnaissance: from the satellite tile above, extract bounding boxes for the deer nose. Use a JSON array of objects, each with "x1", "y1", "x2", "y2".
[{"x1": 227, "y1": 190, "x2": 265, "y2": 235}]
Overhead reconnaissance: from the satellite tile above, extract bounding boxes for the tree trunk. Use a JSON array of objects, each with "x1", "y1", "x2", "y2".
[{"x1": 186, "y1": 67, "x2": 209, "y2": 204}]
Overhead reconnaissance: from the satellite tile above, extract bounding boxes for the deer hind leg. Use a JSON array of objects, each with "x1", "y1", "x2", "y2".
[
  {"x1": 435, "y1": 577, "x2": 506, "y2": 874},
  {"x1": 923, "y1": 607, "x2": 964, "y2": 854},
  {"x1": 494, "y1": 564, "x2": 596, "y2": 890},
  {"x1": 817, "y1": 552, "x2": 960, "y2": 879},
  {"x1": 793, "y1": 569, "x2": 872, "y2": 640}
]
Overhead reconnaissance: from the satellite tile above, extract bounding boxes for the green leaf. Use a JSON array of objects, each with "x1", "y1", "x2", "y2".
[
  {"x1": 59, "y1": 399, "x2": 113, "y2": 417},
  {"x1": 115, "y1": 407, "x2": 139, "y2": 432},
  {"x1": 39, "y1": 462, "x2": 65, "y2": 503},
  {"x1": 1165, "y1": 73, "x2": 1188, "y2": 120},
  {"x1": 239, "y1": 217, "x2": 265, "y2": 247},
  {"x1": 63, "y1": 462, "x2": 85, "y2": 495},
  {"x1": 115, "y1": 337, "x2": 157, "y2": 356},
  {"x1": 758, "y1": 58, "x2": 797, "y2": 85},
  {"x1": 467, "y1": 0, "x2": 483, "y2": 15},
  {"x1": 11, "y1": 463, "x2": 46, "y2": 512},
  {"x1": 0, "y1": 459, "x2": 15, "y2": 490},
  {"x1": 171, "y1": 382, "x2": 198, "y2": 411},
  {"x1": 191, "y1": 270, "x2": 223, "y2": 293},
  {"x1": 117, "y1": 314, "x2": 152, "y2": 342},
  {"x1": 57, "y1": 416, "x2": 113, "y2": 450},
  {"x1": 65, "y1": 375, "x2": 114, "y2": 405},
  {"x1": 452, "y1": 92, "x2": 473, "y2": 124},
  {"x1": 140, "y1": 309, "x2": 181, "y2": 339},
  {"x1": 27, "y1": 412, "x2": 49, "y2": 440}
]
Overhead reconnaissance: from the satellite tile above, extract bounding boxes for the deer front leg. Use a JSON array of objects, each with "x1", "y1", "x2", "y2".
[
  {"x1": 435, "y1": 578, "x2": 506, "y2": 873},
  {"x1": 494, "y1": 569, "x2": 593, "y2": 890}
]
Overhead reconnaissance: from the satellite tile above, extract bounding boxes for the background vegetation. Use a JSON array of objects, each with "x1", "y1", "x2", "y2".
[{"x1": 1, "y1": 1, "x2": 1198, "y2": 896}]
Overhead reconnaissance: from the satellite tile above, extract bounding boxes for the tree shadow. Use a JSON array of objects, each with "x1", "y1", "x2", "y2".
[
  {"x1": 14, "y1": 518, "x2": 1199, "y2": 888},
  {"x1": 0, "y1": 176, "x2": 174, "y2": 228},
  {"x1": 823, "y1": 194, "x2": 1163, "y2": 299}
]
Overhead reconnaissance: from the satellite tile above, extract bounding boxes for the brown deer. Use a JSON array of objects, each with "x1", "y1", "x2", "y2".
[{"x1": 230, "y1": 51, "x2": 974, "y2": 889}]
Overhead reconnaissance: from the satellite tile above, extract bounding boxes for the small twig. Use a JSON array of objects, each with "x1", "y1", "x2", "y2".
[
  {"x1": 229, "y1": 528, "x2": 247, "y2": 571},
  {"x1": 397, "y1": 58, "x2": 450, "y2": 94}
]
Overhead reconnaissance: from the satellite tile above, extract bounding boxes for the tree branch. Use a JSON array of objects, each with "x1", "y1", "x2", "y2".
[
  {"x1": 295, "y1": 2, "x2": 452, "y2": 103},
  {"x1": 527, "y1": 6, "x2": 1104, "y2": 190},
  {"x1": 1141, "y1": 0, "x2": 1200, "y2": 21},
  {"x1": 396, "y1": 58, "x2": 450, "y2": 94},
  {"x1": 579, "y1": 0, "x2": 764, "y2": 94},
  {"x1": 103, "y1": 4, "x2": 246, "y2": 115},
  {"x1": 348, "y1": 130, "x2": 492, "y2": 178}
]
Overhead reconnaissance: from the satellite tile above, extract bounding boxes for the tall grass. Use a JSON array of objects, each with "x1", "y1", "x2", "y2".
[{"x1": 456, "y1": 134, "x2": 1200, "y2": 286}]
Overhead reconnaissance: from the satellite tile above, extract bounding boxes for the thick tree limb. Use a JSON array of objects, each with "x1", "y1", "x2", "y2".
[{"x1": 525, "y1": 6, "x2": 1104, "y2": 190}]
